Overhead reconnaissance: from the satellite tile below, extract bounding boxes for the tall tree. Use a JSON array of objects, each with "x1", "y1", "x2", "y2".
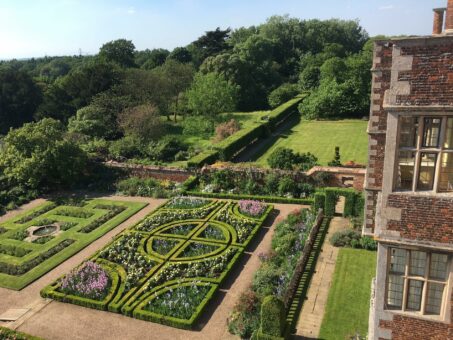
[
  {"x1": 167, "y1": 47, "x2": 192, "y2": 64},
  {"x1": 0, "y1": 118, "x2": 88, "y2": 190},
  {"x1": 191, "y1": 27, "x2": 231, "y2": 65},
  {"x1": 186, "y1": 72, "x2": 238, "y2": 117},
  {"x1": 99, "y1": 39, "x2": 136, "y2": 68},
  {"x1": 0, "y1": 68, "x2": 42, "y2": 134}
]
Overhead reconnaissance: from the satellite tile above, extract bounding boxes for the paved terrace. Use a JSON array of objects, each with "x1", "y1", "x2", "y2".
[{"x1": 0, "y1": 196, "x2": 306, "y2": 340}]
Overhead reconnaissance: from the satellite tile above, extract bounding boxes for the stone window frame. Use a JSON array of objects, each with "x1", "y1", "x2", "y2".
[
  {"x1": 394, "y1": 114, "x2": 453, "y2": 193},
  {"x1": 384, "y1": 246, "x2": 452, "y2": 321}
]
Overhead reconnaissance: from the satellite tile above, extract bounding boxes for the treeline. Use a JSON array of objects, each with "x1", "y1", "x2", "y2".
[{"x1": 0, "y1": 16, "x2": 373, "y2": 212}]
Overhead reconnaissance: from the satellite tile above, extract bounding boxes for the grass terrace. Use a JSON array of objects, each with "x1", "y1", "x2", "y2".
[
  {"x1": 42, "y1": 197, "x2": 273, "y2": 329},
  {"x1": 255, "y1": 119, "x2": 368, "y2": 166},
  {"x1": 0, "y1": 199, "x2": 146, "y2": 290},
  {"x1": 319, "y1": 248, "x2": 377, "y2": 339}
]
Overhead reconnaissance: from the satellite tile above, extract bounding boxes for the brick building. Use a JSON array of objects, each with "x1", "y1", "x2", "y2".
[{"x1": 365, "y1": 1, "x2": 453, "y2": 339}]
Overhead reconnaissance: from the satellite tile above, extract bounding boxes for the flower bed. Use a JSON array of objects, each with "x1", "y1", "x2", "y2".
[
  {"x1": 42, "y1": 199, "x2": 273, "y2": 329},
  {"x1": 0, "y1": 199, "x2": 147, "y2": 290},
  {"x1": 228, "y1": 208, "x2": 316, "y2": 338}
]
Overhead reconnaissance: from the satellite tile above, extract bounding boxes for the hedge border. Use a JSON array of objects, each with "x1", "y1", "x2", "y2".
[
  {"x1": 0, "y1": 199, "x2": 147, "y2": 290},
  {"x1": 41, "y1": 199, "x2": 273, "y2": 329},
  {"x1": 186, "y1": 94, "x2": 307, "y2": 168},
  {"x1": 185, "y1": 191, "x2": 313, "y2": 205}
]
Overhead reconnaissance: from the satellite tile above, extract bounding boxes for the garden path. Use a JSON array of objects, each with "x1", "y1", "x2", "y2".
[
  {"x1": 1, "y1": 199, "x2": 306, "y2": 340},
  {"x1": 293, "y1": 216, "x2": 349, "y2": 339}
]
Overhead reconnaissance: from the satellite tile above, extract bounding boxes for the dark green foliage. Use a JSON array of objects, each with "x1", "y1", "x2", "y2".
[
  {"x1": 191, "y1": 27, "x2": 231, "y2": 65},
  {"x1": 329, "y1": 230, "x2": 377, "y2": 251},
  {"x1": 99, "y1": 39, "x2": 136, "y2": 68},
  {"x1": 0, "y1": 118, "x2": 89, "y2": 191},
  {"x1": 313, "y1": 192, "x2": 326, "y2": 211},
  {"x1": 0, "y1": 244, "x2": 31, "y2": 257},
  {"x1": 324, "y1": 188, "x2": 361, "y2": 218},
  {"x1": 138, "y1": 49, "x2": 170, "y2": 69},
  {"x1": 260, "y1": 296, "x2": 285, "y2": 337},
  {"x1": 185, "y1": 191, "x2": 314, "y2": 205},
  {"x1": 36, "y1": 61, "x2": 120, "y2": 122},
  {"x1": 168, "y1": 47, "x2": 192, "y2": 63},
  {"x1": 328, "y1": 146, "x2": 342, "y2": 166},
  {"x1": 268, "y1": 147, "x2": 318, "y2": 171},
  {"x1": 0, "y1": 67, "x2": 42, "y2": 134},
  {"x1": 268, "y1": 83, "x2": 300, "y2": 108}
]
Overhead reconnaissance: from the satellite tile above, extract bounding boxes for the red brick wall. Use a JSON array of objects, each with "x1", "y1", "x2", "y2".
[
  {"x1": 386, "y1": 195, "x2": 453, "y2": 244},
  {"x1": 397, "y1": 44, "x2": 453, "y2": 106},
  {"x1": 378, "y1": 290, "x2": 453, "y2": 340}
]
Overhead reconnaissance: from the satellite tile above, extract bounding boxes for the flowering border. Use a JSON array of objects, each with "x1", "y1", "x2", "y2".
[{"x1": 41, "y1": 199, "x2": 273, "y2": 329}]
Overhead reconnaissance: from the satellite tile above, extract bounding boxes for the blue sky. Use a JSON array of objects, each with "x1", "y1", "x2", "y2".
[{"x1": 0, "y1": 0, "x2": 447, "y2": 59}]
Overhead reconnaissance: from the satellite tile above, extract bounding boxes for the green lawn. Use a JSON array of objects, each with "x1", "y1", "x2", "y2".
[
  {"x1": 255, "y1": 119, "x2": 368, "y2": 166},
  {"x1": 319, "y1": 248, "x2": 376, "y2": 340}
]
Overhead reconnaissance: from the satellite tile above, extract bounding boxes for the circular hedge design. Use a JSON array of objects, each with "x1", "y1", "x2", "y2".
[{"x1": 42, "y1": 199, "x2": 273, "y2": 329}]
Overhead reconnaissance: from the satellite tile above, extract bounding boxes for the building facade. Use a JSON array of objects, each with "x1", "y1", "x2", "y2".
[{"x1": 365, "y1": 2, "x2": 453, "y2": 339}]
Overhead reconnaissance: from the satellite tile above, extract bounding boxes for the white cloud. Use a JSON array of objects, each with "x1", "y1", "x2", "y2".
[
  {"x1": 379, "y1": 5, "x2": 395, "y2": 11},
  {"x1": 127, "y1": 7, "x2": 136, "y2": 15}
]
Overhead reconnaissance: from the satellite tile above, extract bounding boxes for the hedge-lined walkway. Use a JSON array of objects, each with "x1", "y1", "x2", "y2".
[
  {"x1": 293, "y1": 216, "x2": 348, "y2": 339},
  {"x1": 1, "y1": 199, "x2": 305, "y2": 340}
]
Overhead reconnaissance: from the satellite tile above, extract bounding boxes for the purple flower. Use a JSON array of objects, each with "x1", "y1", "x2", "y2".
[
  {"x1": 238, "y1": 200, "x2": 266, "y2": 217},
  {"x1": 60, "y1": 261, "x2": 110, "y2": 300}
]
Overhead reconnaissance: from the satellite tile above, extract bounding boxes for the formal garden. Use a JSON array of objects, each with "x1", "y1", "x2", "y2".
[
  {"x1": 0, "y1": 198, "x2": 146, "y2": 290},
  {"x1": 40, "y1": 197, "x2": 275, "y2": 329}
]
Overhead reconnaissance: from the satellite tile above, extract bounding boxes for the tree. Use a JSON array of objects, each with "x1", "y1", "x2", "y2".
[
  {"x1": 268, "y1": 83, "x2": 300, "y2": 108},
  {"x1": 139, "y1": 48, "x2": 170, "y2": 70},
  {"x1": 118, "y1": 104, "x2": 164, "y2": 142},
  {"x1": 36, "y1": 60, "x2": 120, "y2": 122},
  {"x1": 0, "y1": 118, "x2": 88, "y2": 190},
  {"x1": 191, "y1": 27, "x2": 231, "y2": 65},
  {"x1": 99, "y1": 39, "x2": 136, "y2": 68},
  {"x1": 167, "y1": 47, "x2": 192, "y2": 64},
  {"x1": 186, "y1": 72, "x2": 238, "y2": 117},
  {"x1": 68, "y1": 104, "x2": 117, "y2": 139},
  {"x1": 0, "y1": 68, "x2": 42, "y2": 134},
  {"x1": 153, "y1": 60, "x2": 195, "y2": 121}
]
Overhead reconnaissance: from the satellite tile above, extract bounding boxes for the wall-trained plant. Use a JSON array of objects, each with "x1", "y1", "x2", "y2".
[{"x1": 41, "y1": 197, "x2": 273, "y2": 329}]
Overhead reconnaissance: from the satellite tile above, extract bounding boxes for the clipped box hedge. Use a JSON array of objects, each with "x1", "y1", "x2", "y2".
[
  {"x1": 185, "y1": 191, "x2": 313, "y2": 205},
  {"x1": 0, "y1": 199, "x2": 147, "y2": 290},
  {"x1": 315, "y1": 188, "x2": 363, "y2": 218},
  {"x1": 41, "y1": 198, "x2": 273, "y2": 329},
  {"x1": 186, "y1": 94, "x2": 307, "y2": 167}
]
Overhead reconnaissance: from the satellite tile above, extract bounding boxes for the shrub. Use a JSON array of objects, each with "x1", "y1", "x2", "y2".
[
  {"x1": 259, "y1": 296, "x2": 285, "y2": 337},
  {"x1": 277, "y1": 176, "x2": 297, "y2": 197},
  {"x1": 108, "y1": 136, "x2": 142, "y2": 161},
  {"x1": 267, "y1": 147, "x2": 318, "y2": 171},
  {"x1": 329, "y1": 230, "x2": 377, "y2": 250},
  {"x1": 268, "y1": 83, "x2": 300, "y2": 108},
  {"x1": 145, "y1": 137, "x2": 188, "y2": 162},
  {"x1": 214, "y1": 119, "x2": 241, "y2": 142},
  {"x1": 327, "y1": 146, "x2": 342, "y2": 166}
]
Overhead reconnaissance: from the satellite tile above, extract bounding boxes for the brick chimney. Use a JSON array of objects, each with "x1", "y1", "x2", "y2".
[
  {"x1": 433, "y1": 8, "x2": 445, "y2": 34},
  {"x1": 447, "y1": 0, "x2": 453, "y2": 33}
]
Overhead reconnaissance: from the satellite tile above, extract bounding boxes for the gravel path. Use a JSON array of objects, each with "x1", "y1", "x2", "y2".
[{"x1": 0, "y1": 198, "x2": 307, "y2": 340}]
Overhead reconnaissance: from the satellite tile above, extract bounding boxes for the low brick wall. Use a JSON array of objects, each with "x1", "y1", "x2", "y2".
[{"x1": 104, "y1": 161, "x2": 194, "y2": 182}]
